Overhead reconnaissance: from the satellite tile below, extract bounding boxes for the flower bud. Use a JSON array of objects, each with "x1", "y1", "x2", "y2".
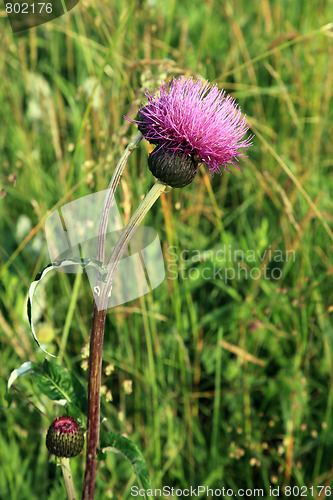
[
  {"x1": 148, "y1": 144, "x2": 199, "y2": 188},
  {"x1": 46, "y1": 416, "x2": 84, "y2": 458}
]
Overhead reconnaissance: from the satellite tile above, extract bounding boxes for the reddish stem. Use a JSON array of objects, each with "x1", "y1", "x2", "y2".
[
  {"x1": 82, "y1": 179, "x2": 167, "y2": 499},
  {"x1": 82, "y1": 301, "x2": 106, "y2": 500},
  {"x1": 82, "y1": 134, "x2": 142, "y2": 499}
]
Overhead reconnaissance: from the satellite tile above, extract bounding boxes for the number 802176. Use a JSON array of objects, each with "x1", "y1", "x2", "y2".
[{"x1": 5, "y1": 3, "x2": 53, "y2": 14}]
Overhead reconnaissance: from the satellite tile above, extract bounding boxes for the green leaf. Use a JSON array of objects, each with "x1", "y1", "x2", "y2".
[
  {"x1": 36, "y1": 359, "x2": 87, "y2": 414},
  {"x1": 100, "y1": 432, "x2": 152, "y2": 496},
  {"x1": 7, "y1": 359, "x2": 87, "y2": 416}
]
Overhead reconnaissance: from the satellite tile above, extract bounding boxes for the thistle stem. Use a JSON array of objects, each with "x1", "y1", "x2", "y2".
[
  {"x1": 61, "y1": 457, "x2": 76, "y2": 500},
  {"x1": 82, "y1": 300, "x2": 106, "y2": 500},
  {"x1": 102, "y1": 180, "x2": 169, "y2": 302},
  {"x1": 97, "y1": 132, "x2": 143, "y2": 264},
  {"x1": 83, "y1": 134, "x2": 142, "y2": 500},
  {"x1": 83, "y1": 151, "x2": 169, "y2": 499}
]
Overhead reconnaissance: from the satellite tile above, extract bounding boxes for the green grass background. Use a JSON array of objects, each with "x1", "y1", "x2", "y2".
[{"x1": 1, "y1": 0, "x2": 333, "y2": 498}]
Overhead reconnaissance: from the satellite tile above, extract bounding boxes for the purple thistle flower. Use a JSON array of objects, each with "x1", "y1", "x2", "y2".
[{"x1": 125, "y1": 76, "x2": 253, "y2": 188}]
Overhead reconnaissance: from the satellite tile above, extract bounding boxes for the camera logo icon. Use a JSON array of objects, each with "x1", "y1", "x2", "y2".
[{"x1": 45, "y1": 190, "x2": 165, "y2": 310}]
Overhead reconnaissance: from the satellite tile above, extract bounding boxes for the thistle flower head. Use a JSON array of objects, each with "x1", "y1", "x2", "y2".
[
  {"x1": 126, "y1": 76, "x2": 253, "y2": 187},
  {"x1": 46, "y1": 416, "x2": 84, "y2": 458}
]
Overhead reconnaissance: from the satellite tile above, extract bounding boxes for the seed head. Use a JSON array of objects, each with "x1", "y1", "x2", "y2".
[{"x1": 46, "y1": 416, "x2": 84, "y2": 458}]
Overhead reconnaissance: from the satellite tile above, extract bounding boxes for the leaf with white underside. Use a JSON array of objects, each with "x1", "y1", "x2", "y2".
[
  {"x1": 100, "y1": 432, "x2": 152, "y2": 497},
  {"x1": 27, "y1": 258, "x2": 106, "y2": 356},
  {"x1": 7, "y1": 361, "x2": 34, "y2": 390}
]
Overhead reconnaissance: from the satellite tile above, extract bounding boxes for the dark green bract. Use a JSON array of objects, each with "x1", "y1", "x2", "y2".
[{"x1": 148, "y1": 144, "x2": 199, "y2": 188}]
